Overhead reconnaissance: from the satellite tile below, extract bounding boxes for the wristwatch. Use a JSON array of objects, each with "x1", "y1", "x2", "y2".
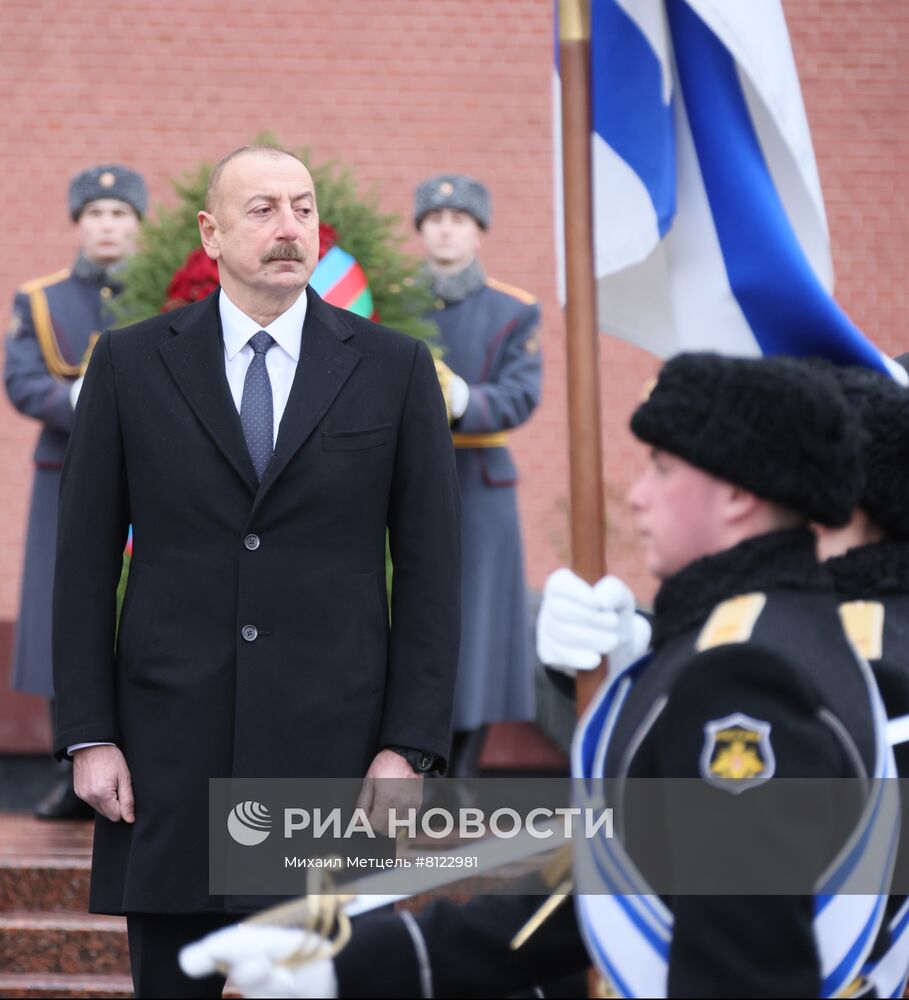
[{"x1": 387, "y1": 745, "x2": 437, "y2": 773}]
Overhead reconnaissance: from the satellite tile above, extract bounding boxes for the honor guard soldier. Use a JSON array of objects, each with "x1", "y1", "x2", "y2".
[
  {"x1": 183, "y1": 353, "x2": 899, "y2": 998},
  {"x1": 5, "y1": 163, "x2": 146, "y2": 818},
  {"x1": 415, "y1": 173, "x2": 543, "y2": 777},
  {"x1": 813, "y1": 365, "x2": 909, "y2": 997}
]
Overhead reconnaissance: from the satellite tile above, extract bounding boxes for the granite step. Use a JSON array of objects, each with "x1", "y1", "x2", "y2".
[
  {"x1": 0, "y1": 973, "x2": 133, "y2": 998},
  {"x1": 0, "y1": 858, "x2": 91, "y2": 913},
  {"x1": 0, "y1": 912, "x2": 129, "y2": 976},
  {"x1": 0, "y1": 814, "x2": 92, "y2": 913}
]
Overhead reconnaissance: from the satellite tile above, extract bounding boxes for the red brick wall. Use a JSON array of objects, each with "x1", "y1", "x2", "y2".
[{"x1": 0, "y1": 0, "x2": 906, "y2": 638}]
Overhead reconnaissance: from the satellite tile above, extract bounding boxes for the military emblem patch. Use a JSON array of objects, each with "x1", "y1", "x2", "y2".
[
  {"x1": 99, "y1": 170, "x2": 116, "y2": 188},
  {"x1": 700, "y1": 713, "x2": 775, "y2": 794}
]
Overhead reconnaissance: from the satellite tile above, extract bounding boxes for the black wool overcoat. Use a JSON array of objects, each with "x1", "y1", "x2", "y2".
[{"x1": 52, "y1": 286, "x2": 461, "y2": 914}]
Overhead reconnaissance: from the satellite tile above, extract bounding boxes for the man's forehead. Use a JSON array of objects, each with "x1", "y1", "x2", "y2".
[
  {"x1": 652, "y1": 448, "x2": 722, "y2": 485},
  {"x1": 82, "y1": 197, "x2": 135, "y2": 212},
  {"x1": 222, "y1": 152, "x2": 313, "y2": 194}
]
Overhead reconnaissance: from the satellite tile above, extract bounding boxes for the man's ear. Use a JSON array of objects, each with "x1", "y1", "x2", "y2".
[
  {"x1": 197, "y1": 211, "x2": 220, "y2": 261},
  {"x1": 723, "y1": 483, "x2": 761, "y2": 526}
]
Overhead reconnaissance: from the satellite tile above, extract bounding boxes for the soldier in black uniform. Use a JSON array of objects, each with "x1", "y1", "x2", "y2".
[
  {"x1": 812, "y1": 364, "x2": 909, "y2": 997},
  {"x1": 4, "y1": 163, "x2": 147, "y2": 818},
  {"x1": 181, "y1": 354, "x2": 896, "y2": 998}
]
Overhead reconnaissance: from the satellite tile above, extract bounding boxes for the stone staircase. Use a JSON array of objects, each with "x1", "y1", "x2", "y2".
[{"x1": 0, "y1": 814, "x2": 132, "y2": 998}]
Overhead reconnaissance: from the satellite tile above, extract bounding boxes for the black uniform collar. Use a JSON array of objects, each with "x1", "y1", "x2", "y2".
[
  {"x1": 425, "y1": 258, "x2": 486, "y2": 305},
  {"x1": 71, "y1": 251, "x2": 126, "y2": 292},
  {"x1": 651, "y1": 527, "x2": 829, "y2": 649},
  {"x1": 826, "y1": 538, "x2": 909, "y2": 600}
]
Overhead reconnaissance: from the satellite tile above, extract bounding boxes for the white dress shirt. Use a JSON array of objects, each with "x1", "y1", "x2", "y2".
[
  {"x1": 69, "y1": 287, "x2": 308, "y2": 756},
  {"x1": 220, "y1": 286, "x2": 307, "y2": 445}
]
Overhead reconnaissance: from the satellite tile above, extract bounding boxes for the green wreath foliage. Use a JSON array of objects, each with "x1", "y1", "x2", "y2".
[{"x1": 113, "y1": 147, "x2": 436, "y2": 344}]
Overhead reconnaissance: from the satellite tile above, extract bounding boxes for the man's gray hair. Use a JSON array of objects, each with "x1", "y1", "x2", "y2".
[{"x1": 205, "y1": 145, "x2": 306, "y2": 214}]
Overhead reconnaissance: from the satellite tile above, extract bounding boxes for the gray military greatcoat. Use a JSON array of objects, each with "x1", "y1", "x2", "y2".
[{"x1": 432, "y1": 272, "x2": 542, "y2": 731}]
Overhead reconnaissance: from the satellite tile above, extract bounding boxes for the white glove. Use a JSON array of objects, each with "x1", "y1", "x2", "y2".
[
  {"x1": 69, "y1": 375, "x2": 84, "y2": 410},
  {"x1": 179, "y1": 923, "x2": 338, "y2": 998},
  {"x1": 536, "y1": 568, "x2": 651, "y2": 676},
  {"x1": 449, "y1": 373, "x2": 470, "y2": 420}
]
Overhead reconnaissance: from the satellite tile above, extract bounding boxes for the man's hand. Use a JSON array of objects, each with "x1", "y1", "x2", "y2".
[
  {"x1": 356, "y1": 748, "x2": 424, "y2": 836},
  {"x1": 72, "y1": 744, "x2": 135, "y2": 823},
  {"x1": 536, "y1": 568, "x2": 652, "y2": 676},
  {"x1": 179, "y1": 923, "x2": 338, "y2": 998}
]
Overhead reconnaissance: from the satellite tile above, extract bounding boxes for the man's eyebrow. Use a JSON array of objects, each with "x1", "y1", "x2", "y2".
[{"x1": 244, "y1": 190, "x2": 314, "y2": 207}]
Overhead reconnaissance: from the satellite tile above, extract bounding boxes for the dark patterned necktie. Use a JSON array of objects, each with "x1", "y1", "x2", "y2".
[{"x1": 240, "y1": 330, "x2": 275, "y2": 481}]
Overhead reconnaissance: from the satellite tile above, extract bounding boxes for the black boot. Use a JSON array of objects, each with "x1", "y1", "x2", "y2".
[{"x1": 35, "y1": 758, "x2": 94, "y2": 820}]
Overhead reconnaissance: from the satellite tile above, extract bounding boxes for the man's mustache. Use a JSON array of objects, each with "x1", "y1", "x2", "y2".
[{"x1": 261, "y1": 244, "x2": 305, "y2": 263}]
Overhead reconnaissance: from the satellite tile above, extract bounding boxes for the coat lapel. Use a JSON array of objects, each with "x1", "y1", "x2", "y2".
[
  {"x1": 251, "y1": 288, "x2": 361, "y2": 514},
  {"x1": 158, "y1": 293, "x2": 259, "y2": 494}
]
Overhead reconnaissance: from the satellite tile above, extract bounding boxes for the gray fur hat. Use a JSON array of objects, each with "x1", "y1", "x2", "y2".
[
  {"x1": 69, "y1": 164, "x2": 148, "y2": 220},
  {"x1": 414, "y1": 174, "x2": 491, "y2": 230},
  {"x1": 630, "y1": 353, "x2": 865, "y2": 527}
]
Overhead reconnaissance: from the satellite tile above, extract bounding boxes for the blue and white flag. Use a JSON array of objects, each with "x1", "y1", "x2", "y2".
[{"x1": 555, "y1": 0, "x2": 903, "y2": 380}]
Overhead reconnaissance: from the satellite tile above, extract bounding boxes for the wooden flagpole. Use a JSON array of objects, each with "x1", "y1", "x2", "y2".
[{"x1": 558, "y1": 0, "x2": 608, "y2": 714}]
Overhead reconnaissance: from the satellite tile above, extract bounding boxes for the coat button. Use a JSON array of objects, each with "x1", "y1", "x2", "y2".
[
  {"x1": 100, "y1": 286, "x2": 113, "y2": 300},
  {"x1": 241, "y1": 625, "x2": 258, "y2": 642},
  {"x1": 244, "y1": 534, "x2": 260, "y2": 551}
]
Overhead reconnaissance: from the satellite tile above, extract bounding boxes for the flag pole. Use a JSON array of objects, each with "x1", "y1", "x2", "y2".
[{"x1": 558, "y1": 0, "x2": 607, "y2": 713}]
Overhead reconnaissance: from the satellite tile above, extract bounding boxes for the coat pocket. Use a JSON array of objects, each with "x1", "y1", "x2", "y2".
[{"x1": 322, "y1": 424, "x2": 392, "y2": 451}]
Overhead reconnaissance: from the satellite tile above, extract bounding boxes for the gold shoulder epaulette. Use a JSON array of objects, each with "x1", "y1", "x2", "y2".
[
  {"x1": 19, "y1": 268, "x2": 71, "y2": 294},
  {"x1": 696, "y1": 592, "x2": 767, "y2": 652},
  {"x1": 22, "y1": 271, "x2": 84, "y2": 379},
  {"x1": 839, "y1": 600, "x2": 885, "y2": 662},
  {"x1": 486, "y1": 276, "x2": 537, "y2": 305}
]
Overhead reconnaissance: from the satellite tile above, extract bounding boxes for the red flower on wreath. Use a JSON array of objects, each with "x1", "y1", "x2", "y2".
[
  {"x1": 162, "y1": 222, "x2": 341, "y2": 311},
  {"x1": 317, "y1": 222, "x2": 338, "y2": 257},
  {"x1": 163, "y1": 248, "x2": 219, "y2": 311}
]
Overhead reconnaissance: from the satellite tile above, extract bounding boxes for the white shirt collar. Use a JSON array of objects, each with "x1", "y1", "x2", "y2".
[{"x1": 219, "y1": 286, "x2": 307, "y2": 362}]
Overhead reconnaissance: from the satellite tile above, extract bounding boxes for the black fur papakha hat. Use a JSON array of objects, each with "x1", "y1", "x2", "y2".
[
  {"x1": 630, "y1": 353, "x2": 865, "y2": 526},
  {"x1": 829, "y1": 365, "x2": 909, "y2": 539}
]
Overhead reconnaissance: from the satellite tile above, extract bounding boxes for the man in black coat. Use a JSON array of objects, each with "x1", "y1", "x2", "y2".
[{"x1": 52, "y1": 145, "x2": 461, "y2": 998}]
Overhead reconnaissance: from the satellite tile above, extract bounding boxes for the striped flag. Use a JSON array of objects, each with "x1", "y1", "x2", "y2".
[
  {"x1": 560, "y1": 0, "x2": 902, "y2": 380},
  {"x1": 309, "y1": 245, "x2": 375, "y2": 319}
]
